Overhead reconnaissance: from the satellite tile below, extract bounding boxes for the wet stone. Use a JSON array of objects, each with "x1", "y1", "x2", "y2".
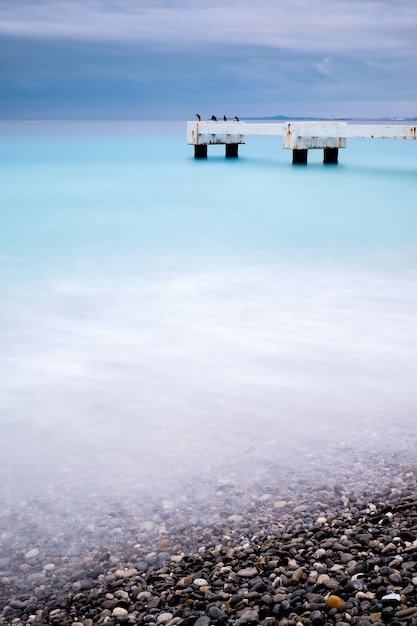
[
  {"x1": 310, "y1": 610, "x2": 325, "y2": 626},
  {"x1": 237, "y1": 568, "x2": 258, "y2": 578},
  {"x1": 389, "y1": 572, "x2": 403, "y2": 585},
  {"x1": 112, "y1": 607, "x2": 128, "y2": 617},
  {"x1": 194, "y1": 616, "x2": 211, "y2": 626},
  {"x1": 194, "y1": 578, "x2": 210, "y2": 587},
  {"x1": 235, "y1": 608, "x2": 259, "y2": 625},
  {"x1": 24, "y1": 548, "x2": 40, "y2": 560},
  {"x1": 208, "y1": 606, "x2": 227, "y2": 620},
  {"x1": 2, "y1": 457, "x2": 417, "y2": 626},
  {"x1": 157, "y1": 612, "x2": 174, "y2": 623}
]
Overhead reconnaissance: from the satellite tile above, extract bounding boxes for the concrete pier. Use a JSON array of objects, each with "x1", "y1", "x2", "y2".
[
  {"x1": 194, "y1": 144, "x2": 207, "y2": 159},
  {"x1": 292, "y1": 149, "x2": 308, "y2": 165},
  {"x1": 323, "y1": 147, "x2": 339, "y2": 164},
  {"x1": 187, "y1": 121, "x2": 417, "y2": 164},
  {"x1": 225, "y1": 143, "x2": 239, "y2": 158}
]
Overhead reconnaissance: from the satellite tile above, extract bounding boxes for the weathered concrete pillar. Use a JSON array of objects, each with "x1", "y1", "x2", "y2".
[
  {"x1": 323, "y1": 147, "x2": 339, "y2": 164},
  {"x1": 225, "y1": 143, "x2": 239, "y2": 158},
  {"x1": 194, "y1": 145, "x2": 207, "y2": 159},
  {"x1": 292, "y1": 149, "x2": 308, "y2": 164}
]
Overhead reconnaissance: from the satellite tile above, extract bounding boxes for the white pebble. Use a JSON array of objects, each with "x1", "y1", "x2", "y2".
[
  {"x1": 194, "y1": 578, "x2": 209, "y2": 587},
  {"x1": 274, "y1": 501, "x2": 288, "y2": 509},
  {"x1": 25, "y1": 549, "x2": 40, "y2": 560},
  {"x1": 170, "y1": 555, "x2": 183, "y2": 563},
  {"x1": 112, "y1": 607, "x2": 128, "y2": 617}
]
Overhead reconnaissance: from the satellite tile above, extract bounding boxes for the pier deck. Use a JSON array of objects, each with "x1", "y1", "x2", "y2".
[{"x1": 187, "y1": 121, "x2": 417, "y2": 163}]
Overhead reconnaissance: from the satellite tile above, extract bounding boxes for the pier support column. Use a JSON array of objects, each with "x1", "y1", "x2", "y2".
[
  {"x1": 225, "y1": 143, "x2": 239, "y2": 158},
  {"x1": 194, "y1": 145, "x2": 207, "y2": 159},
  {"x1": 323, "y1": 147, "x2": 339, "y2": 164},
  {"x1": 292, "y1": 149, "x2": 308, "y2": 164}
]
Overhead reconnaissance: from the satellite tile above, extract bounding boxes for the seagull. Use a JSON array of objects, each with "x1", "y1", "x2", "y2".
[
  {"x1": 233, "y1": 116, "x2": 239, "y2": 121},
  {"x1": 224, "y1": 115, "x2": 227, "y2": 121},
  {"x1": 211, "y1": 115, "x2": 217, "y2": 121},
  {"x1": 196, "y1": 114, "x2": 201, "y2": 121}
]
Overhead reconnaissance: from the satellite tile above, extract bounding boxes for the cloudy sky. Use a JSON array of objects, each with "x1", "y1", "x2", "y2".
[{"x1": 1, "y1": 0, "x2": 416, "y2": 120}]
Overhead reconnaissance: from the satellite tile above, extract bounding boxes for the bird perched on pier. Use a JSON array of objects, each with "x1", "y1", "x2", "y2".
[
  {"x1": 223, "y1": 115, "x2": 227, "y2": 121},
  {"x1": 211, "y1": 115, "x2": 217, "y2": 121},
  {"x1": 233, "y1": 116, "x2": 239, "y2": 121},
  {"x1": 196, "y1": 114, "x2": 201, "y2": 121}
]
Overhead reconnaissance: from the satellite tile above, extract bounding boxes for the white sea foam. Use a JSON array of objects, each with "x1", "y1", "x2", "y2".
[{"x1": 2, "y1": 263, "x2": 417, "y2": 502}]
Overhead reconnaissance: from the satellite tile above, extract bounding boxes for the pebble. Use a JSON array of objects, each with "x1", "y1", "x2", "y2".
[
  {"x1": 24, "y1": 549, "x2": 40, "y2": 560},
  {"x1": 327, "y1": 595, "x2": 344, "y2": 609},
  {"x1": 170, "y1": 554, "x2": 183, "y2": 563},
  {"x1": 235, "y1": 608, "x2": 259, "y2": 625},
  {"x1": 2, "y1": 448, "x2": 417, "y2": 626},
  {"x1": 274, "y1": 501, "x2": 288, "y2": 509},
  {"x1": 43, "y1": 563, "x2": 55, "y2": 572},
  {"x1": 115, "y1": 568, "x2": 138, "y2": 578},
  {"x1": 381, "y1": 591, "x2": 401, "y2": 605},
  {"x1": 112, "y1": 607, "x2": 128, "y2": 617},
  {"x1": 237, "y1": 567, "x2": 258, "y2": 578},
  {"x1": 193, "y1": 578, "x2": 210, "y2": 587},
  {"x1": 157, "y1": 612, "x2": 173, "y2": 623},
  {"x1": 194, "y1": 616, "x2": 210, "y2": 626},
  {"x1": 292, "y1": 504, "x2": 308, "y2": 514}
]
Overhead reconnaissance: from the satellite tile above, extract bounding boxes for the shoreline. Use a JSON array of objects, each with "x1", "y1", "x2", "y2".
[{"x1": 1, "y1": 451, "x2": 416, "y2": 625}]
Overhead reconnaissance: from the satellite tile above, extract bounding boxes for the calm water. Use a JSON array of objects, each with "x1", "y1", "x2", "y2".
[{"x1": 1, "y1": 121, "x2": 417, "y2": 503}]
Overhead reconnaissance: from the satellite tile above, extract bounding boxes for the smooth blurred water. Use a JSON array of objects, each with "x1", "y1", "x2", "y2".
[{"x1": 1, "y1": 121, "x2": 417, "y2": 502}]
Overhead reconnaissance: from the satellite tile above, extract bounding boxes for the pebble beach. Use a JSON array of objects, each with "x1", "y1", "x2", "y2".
[{"x1": 2, "y1": 430, "x2": 417, "y2": 626}]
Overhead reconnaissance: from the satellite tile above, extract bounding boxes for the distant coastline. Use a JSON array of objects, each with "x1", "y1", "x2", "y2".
[{"x1": 243, "y1": 115, "x2": 417, "y2": 122}]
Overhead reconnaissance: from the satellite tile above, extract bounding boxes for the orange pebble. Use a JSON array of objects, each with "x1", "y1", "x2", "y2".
[{"x1": 327, "y1": 595, "x2": 344, "y2": 609}]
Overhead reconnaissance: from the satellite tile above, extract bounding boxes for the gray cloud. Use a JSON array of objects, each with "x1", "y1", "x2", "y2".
[
  {"x1": 1, "y1": 0, "x2": 416, "y2": 59},
  {"x1": 2, "y1": 0, "x2": 416, "y2": 119}
]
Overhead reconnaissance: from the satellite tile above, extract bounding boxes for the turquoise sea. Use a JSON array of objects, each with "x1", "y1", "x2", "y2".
[{"x1": 1, "y1": 121, "x2": 417, "y2": 504}]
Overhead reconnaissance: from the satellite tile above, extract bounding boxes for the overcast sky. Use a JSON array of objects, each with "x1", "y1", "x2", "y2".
[{"x1": 1, "y1": 0, "x2": 416, "y2": 120}]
